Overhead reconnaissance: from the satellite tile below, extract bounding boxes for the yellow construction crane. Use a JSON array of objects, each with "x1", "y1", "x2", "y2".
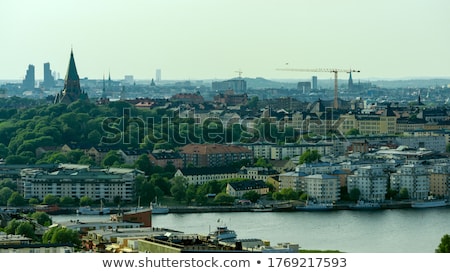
[{"x1": 276, "y1": 68, "x2": 360, "y2": 109}]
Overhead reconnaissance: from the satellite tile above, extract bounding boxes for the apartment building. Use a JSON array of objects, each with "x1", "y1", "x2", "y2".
[
  {"x1": 347, "y1": 166, "x2": 388, "y2": 202},
  {"x1": 304, "y1": 174, "x2": 340, "y2": 203},
  {"x1": 20, "y1": 164, "x2": 143, "y2": 202},
  {"x1": 390, "y1": 164, "x2": 430, "y2": 200},
  {"x1": 429, "y1": 163, "x2": 450, "y2": 197},
  {"x1": 179, "y1": 143, "x2": 253, "y2": 168}
]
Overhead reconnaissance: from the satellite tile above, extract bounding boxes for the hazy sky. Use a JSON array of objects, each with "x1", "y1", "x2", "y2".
[{"x1": 1, "y1": 0, "x2": 449, "y2": 81}]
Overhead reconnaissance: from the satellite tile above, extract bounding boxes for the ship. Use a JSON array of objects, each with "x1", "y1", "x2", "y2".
[
  {"x1": 411, "y1": 199, "x2": 448, "y2": 209},
  {"x1": 296, "y1": 200, "x2": 334, "y2": 211},
  {"x1": 76, "y1": 206, "x2": 111, "y2": 215},
  {"x1": 349, "y1": 200, "x2": 381, "y2": 210}
]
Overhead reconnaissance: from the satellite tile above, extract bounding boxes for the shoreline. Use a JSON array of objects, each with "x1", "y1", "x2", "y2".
[{"x1": 4, "y1": 200, "x2": 449, "y2": 216}]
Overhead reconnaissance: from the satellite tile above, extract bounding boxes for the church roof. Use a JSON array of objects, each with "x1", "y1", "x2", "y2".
[
  {"x1": 54, "y1": 49, "x2": 87, "y2": 104},
  {"x1": 65, "y1": 49, "x2": 80, "y2": 82}
]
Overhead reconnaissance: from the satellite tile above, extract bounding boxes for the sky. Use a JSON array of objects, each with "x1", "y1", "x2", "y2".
[{"x1": 1, "y1": 0, "x2": 449, "y2": 82}]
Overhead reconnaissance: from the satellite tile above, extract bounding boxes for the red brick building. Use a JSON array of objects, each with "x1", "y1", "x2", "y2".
[{"x1": 179, "y1": 143, "x2": 253, "y2": 168}]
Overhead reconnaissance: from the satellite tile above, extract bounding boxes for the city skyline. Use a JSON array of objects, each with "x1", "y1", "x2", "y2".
[{"x1": 1, "y1": 0, "x2": 449, "y2": 81}]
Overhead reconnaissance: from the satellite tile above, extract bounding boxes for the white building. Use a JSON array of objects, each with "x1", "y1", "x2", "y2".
[
  {"x1": 390, "y1": 164, "x2": 430, "y2": 200},
  {"x1": 347, "y1": 166, "x2": 388, "y2": 202},
  {"x1": 20, "y1": 164, "x2": 143, "y2": 202},
  {"x1": 304, "y1": 174, "x2": 340, "y2": 203},
  {"x1": 295, "y1": 162, "x2": 342, "y2": 175},
  {"x1": 278, "y1": 171, "x2": 307, "y2": 192}
]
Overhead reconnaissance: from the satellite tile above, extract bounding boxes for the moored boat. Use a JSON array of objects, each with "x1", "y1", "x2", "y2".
[
  {"x1": 150, "y1": 197, "x2": 169, "y2": 214},
  {"x1": 77, "y1": 205, "x2": 110, "y2": 215},
  {"x1": 349, "y1": 200, "x2": 381, "y2": 210},
  {"x1": 251, "y1": 205, "x2": 273, "y2": 212},
  {"x1": 296, "y1": 201, "x2": 334, "y2": 211},
  {"x1": 208, "y1": 225, "x2": 237, "y2": 241},
  {"x1": 411, "y1": 199, "x2": 448, "y2": 208}
]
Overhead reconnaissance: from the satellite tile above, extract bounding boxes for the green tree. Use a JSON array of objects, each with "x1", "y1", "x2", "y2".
[
  {"x1": 0, "y1": 143, "x2": 10, "y2": 158},
  {"x1": 5, "y1": 154, "x2": 30, "y2": 164},
  {"x1": 0, "y1": 178, "x2": 16, "y2": 191},
  {"x1": 15, "y1": 221, "x2": 36, "y2": 239},
  {"x1": 66, "y1": 150, "x2": 85, "y2": 163},
  {"x1": 349, "y1": 188, "x2": 361, "y2": 201},
  {"x1": 31, "y1": 212, "x2": 53, "y2": 226},
  {"x1": 59, "y1": 196, "x2": 76, "y2": 206},
  {"x1": 399, "y1": 188, "x2": 409, "y2": 200},
  {"x1": 43, "y1": 194, "x2": 60, "y2": 205},
  {"x1": 254, "y1": 157, "x2": 272, "y2": 168},
  {"x1": 7, "y1": 192, "x2": 26, "y2": 206},
  {"x1": 170, "y1": 176, "x2": 187, "y2": 202},
  {"x1": 345, "y1": 128, "x2": 360, "y2": 136},
  {"x1": 4, "y1": 219, "x2": 20, "y2": 234},
  {"x1": 0, "y1": 187, "x2": 14, "y2": 206},
  {"x1": 28, "y1": 197, "x2": 40, "y2": 205},
  {"x1": 79, "y1": 196, "x2": 93, "y2": 206},
  {"x1": 213, "y1": 193, "x2": 235, "y2": 205},
  {"x1": 134, "y1": 154, "x2": 152, "y2": 175},
  {"x1": 242, "y1": 190, "x2": 260, "y2": 203},
  {"x1": 299, "y1": 192, "x2": 308, "y2": 201},
  {"x1": 87, "y1": 130, "x2": 102, "y2": 145},
  {"x1": 436, "y1": 234, "x2": 450, "y2": 253},
  {"x1": 185, "y1": 184, "x2": 197, "y2": 205},
  {"x1": 102, "y1": 150, "x2": 124, "y2": 167},
  {"x1": 78, "y1": 154, "x2": 95, "y2": 165},
  {"x1": 299, "y1": 149, "x2": 321, "y2": 164},
  {"x1": 42, "y1": 226, "x2": 81, "y2": 249}
]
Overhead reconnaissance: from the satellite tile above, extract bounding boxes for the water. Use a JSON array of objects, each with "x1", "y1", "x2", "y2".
[{"x1": 51, "y1": 207, "x2": 450, "y2": 253}]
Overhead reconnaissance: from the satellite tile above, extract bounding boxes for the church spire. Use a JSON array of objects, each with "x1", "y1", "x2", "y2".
[{"x1": 54, "y1": 49, "x2": 87, "y2": 104}]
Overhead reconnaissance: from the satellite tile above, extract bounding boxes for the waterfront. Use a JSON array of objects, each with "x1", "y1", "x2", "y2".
[{"x1": 51, "y1": 206, "x2": 450, "y2": 253}]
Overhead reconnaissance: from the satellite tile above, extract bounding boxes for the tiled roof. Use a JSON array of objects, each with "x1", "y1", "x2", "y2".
[
  {"x1": 228, "y1": 180, "x2": 267, "y2": 191},
  {"x1": 178, "y1": 166, "x2": 238, "y2": 176}
]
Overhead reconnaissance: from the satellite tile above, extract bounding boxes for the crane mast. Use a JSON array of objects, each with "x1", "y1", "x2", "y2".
[{"x1": 276, "y1": 68, "x2": 360, "y2": 109}]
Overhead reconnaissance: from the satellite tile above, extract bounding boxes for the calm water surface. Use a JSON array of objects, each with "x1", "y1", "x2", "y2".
[{"x1": 52, "y1": 207, "x2": 450, "y2": 253}]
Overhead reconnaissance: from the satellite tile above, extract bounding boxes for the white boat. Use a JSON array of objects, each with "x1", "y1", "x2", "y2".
[
  {"x1": 77, "y1": 205, "x2": 111, "y2": 215},
  {"x1": 150, "y1": 202, "x2": 169, "y2": 214},
  {"x1": 296, "y1": 201, "x2": 334, "y2": 211},
  {"x1": 77, "y1": 200, "x2": 110, "y2": 215},
  {"x1": 150, "y1": 197, "x2": 169, "y2": 214},
  {"x1": 349, "y1": 200, "x2": 381, "y2": 210},
  {"x1": 411, "y1": 199, "x2": 448, "y2": 208},
  {"x1": 251, "y1": 205, "x2": 273, "y2": 212},
  {"x1": 208, "y1": 225, "x2": 237, "y2": 241}
]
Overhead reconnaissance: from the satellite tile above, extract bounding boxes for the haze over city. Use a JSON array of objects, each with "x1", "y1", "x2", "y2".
[{"x1": 1, "y1": 0, "x2": 449, "y2": 81}]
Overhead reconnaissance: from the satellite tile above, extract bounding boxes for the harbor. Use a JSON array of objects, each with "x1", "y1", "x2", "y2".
[{"x1": 50, "y1": 205, "x2": 450, "y2": 253}]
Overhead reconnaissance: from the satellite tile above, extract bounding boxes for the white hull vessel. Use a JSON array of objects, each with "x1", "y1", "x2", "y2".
[
  {"x1": 411, "y1": 199, "x2": 448, "y2": 208},
  {"x1": 77, "y1": 206, "x2": 111, "y2": 215}
]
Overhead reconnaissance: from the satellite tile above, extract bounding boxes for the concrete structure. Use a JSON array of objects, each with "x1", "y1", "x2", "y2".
[
  {"x1": 226, "y1": 180, "x2": 270, "y2": 198},
  {"x1": 390, "y1": 164, "x2": 430, "y2": 200},
  {"x1": 43, "y1": 62, "x2": 55, "y2": 89},
  {"x1": 429, "y1": 163, "x2": 450, "y2": 198},
  {"x1": 347, "y1": 166, "x2": 388, "y2": 202},
  {"x1": 19, "y1": 164, "x2": 143, "y2": 202},
  {"x1": 278, "y1": 171, "x2": 307, "y2": 192},
  {"x1": 304, "y1": 174, "x2": 340, "y2": 203},
  {"x1": 148, "y1": 150, "x2": 183, "y2": 169},
  {"x1": 212, "y1": 79, "x2": 247, "y2": 92},
  {"x1": 22, "y1": 64, "x2": 35, "y2": 90},
  {"x1": 179, "y1": 143, "x2": 253, "y2": 168},
  {"x1": 174, "y1": 167, "x2": 237, "y2": 185}
]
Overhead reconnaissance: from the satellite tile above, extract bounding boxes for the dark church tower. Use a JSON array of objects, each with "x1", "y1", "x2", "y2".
[{"x1": 54, "y1": 49, "x2": 88, "y2": 104}]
